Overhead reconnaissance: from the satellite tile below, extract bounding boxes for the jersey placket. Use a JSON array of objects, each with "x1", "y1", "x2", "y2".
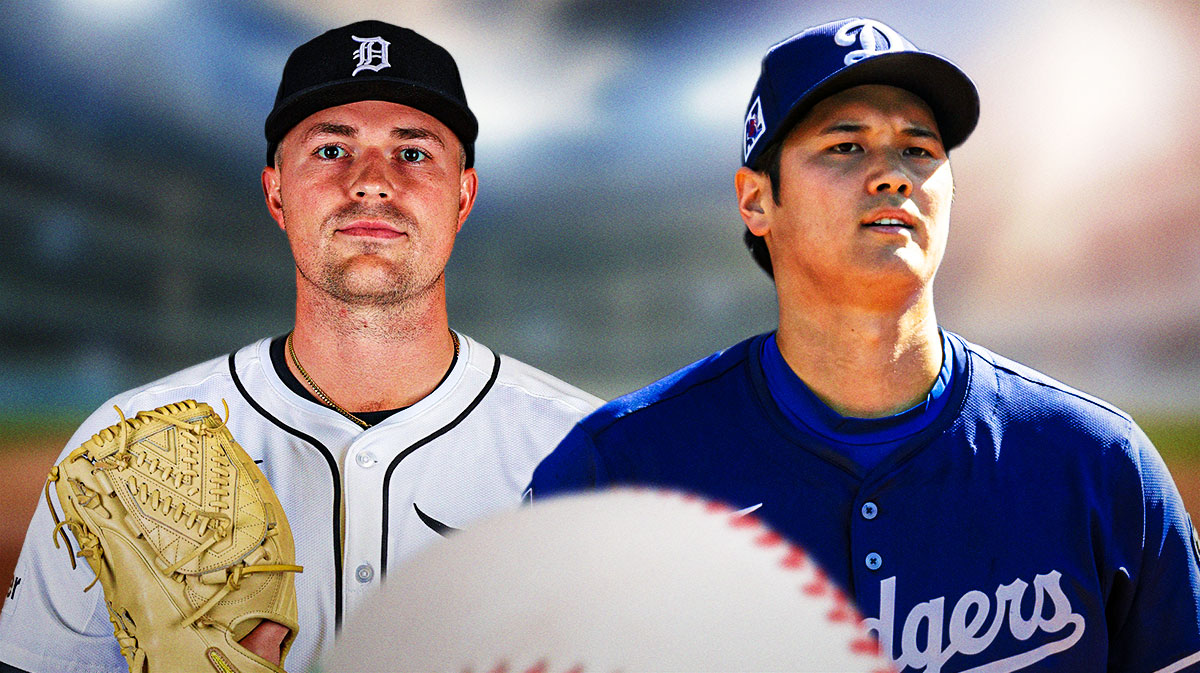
[
  {"x1": 342, "y1": 430, "x2": 389, "y2": 613},
  {"x1": 849, "y1": 481, "x2": 892, "y2": 657}
]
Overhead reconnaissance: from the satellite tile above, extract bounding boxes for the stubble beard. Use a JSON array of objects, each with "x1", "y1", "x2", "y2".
[
  {"x1": 316, "y1": 255, "x2": 436, "y2": 306},
  {"x1": 289, "y1": 201, "x2": 445, "y2": 307}
]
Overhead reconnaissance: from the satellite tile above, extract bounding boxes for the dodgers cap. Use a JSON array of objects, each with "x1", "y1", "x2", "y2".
[
  {"x1": 742, "y1": 18, "x2": 979, "y2": 168},
  {"x1": 265, "y1": 20, "x2": 478, "y2": 168}
]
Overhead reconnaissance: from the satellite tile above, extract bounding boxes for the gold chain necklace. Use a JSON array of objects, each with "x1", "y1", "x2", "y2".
[{"x1": 286, "y1": 330, "x2": 460, "y2": 429}]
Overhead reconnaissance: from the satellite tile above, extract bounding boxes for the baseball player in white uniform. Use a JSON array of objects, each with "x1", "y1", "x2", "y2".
[{"x1": 0, "y1": 20, "x2": 601, "y2": 673}]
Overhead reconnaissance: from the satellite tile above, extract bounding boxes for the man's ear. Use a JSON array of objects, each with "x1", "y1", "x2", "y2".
[
  {"x1": 262, "y1": 165, "x2": 285, "y2": 232},
  {"x1": 735, "y1": 167, "x2": 772, "y2": 237},
  {"x1": 455, "y1": 167, "x2": 479, "y2": 232}
]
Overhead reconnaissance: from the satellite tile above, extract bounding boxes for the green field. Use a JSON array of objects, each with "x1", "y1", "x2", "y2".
[{"x1": 1141, "y1": 415, "x2": 1200, "y2": 464}]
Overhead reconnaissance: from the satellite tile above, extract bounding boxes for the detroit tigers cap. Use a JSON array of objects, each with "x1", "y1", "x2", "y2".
[
  {"x1": 265, "y1": 20, "x2": 478, "y2": 168},
  {"x1": 742, "y1": 17, "x2": 979, "y2": 168}
]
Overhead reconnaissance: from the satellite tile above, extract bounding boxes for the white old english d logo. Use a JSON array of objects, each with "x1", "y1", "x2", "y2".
[
  {"x1": 351, "y1": 35, "x2": 391, "y2": 76},
  {"x1": 834, "y1": 19, "x2": 907, "y2": 66}
]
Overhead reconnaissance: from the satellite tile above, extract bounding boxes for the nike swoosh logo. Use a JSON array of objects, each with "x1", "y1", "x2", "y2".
[
  {"x1": 734, "y1": 503, "x2": 763, "y2": 516},
  {"x1": 413, "y1": 503, "x2": 459, "y2": 537}
]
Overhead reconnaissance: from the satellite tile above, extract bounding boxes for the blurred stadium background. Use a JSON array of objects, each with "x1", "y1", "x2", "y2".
[{"x1": 2, "y1": 0, "x2": 1198, "y2": 602}]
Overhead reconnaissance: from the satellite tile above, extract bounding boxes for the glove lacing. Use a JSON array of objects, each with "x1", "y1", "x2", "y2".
[{"x1": 107, "y1": 605, "x2": 145, "y2": 672}]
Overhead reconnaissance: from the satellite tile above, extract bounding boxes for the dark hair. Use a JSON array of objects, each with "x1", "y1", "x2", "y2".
[{"x1": 743, "y1": 139, "x2": 784, "y2": 278}]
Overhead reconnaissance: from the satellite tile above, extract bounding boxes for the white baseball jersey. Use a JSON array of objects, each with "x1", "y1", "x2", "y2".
[{"x1": 0, "y1": 332, "x2": 601, "y2": 673}]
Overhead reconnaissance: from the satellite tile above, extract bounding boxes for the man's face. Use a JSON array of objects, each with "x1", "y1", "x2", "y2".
[
  {"x1": 261, "y1": 100, "x2": 477, "y2": 306},
  {"x1": 745, "y1": 84, "x2": 954, "y2": 305}
]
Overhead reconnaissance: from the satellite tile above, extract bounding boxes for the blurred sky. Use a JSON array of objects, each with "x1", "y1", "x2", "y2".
[{"x1": 2, "y1": 0, "x2": 1199, "y2": 415}]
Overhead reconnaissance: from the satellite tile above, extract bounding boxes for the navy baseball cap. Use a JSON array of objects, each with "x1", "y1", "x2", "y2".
[
  {"x1": 265, "y1": 20, "x2": 478, "y2": 168},
  {"x1": 742, "y1": 18, "x2": 979, "y2": 167}
]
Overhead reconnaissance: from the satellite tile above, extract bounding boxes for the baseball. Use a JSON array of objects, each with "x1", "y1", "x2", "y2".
[{"x1": 324, "y1": 488, "x2": 894, "y2": 672}]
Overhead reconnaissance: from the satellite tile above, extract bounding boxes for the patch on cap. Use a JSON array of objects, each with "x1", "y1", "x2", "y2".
[
  {"x1": 351, "y1": 35, "x2": 392, "y2": 76},
  {"x1": 744, "y1": 96, "x2": 766, "y2": 163}
]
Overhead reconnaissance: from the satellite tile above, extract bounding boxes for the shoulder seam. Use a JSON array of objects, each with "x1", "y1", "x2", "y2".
[
  {"x1": 123, "y1": 362, "x2": 235, "y2": 403},
  {"x1": 492, "y1": 355, "x2": 601, "y2": 409},
  {"x1": 588, "y1": 346, "x2": 753, "y2": 434},
  {"x1": 966, "y1": 344, "x2": 1130, "y2": 422},
  {"x1": 491, "y1": 378, "x2": 599, "y2": 411}
]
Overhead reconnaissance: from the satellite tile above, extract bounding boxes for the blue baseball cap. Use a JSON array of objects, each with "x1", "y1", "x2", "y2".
[{"x1": 742, "y1": 18, "x2": 979, "y2": 167}]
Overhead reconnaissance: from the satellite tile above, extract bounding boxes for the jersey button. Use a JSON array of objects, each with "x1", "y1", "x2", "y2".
[
  {"x1": 865, "y1": 552, "x2": 883, "y2": 571},
  {"x1": 355, "y1": 451, "x2": 378, "y2": 468},
  {"x1": 861, "y1": 502, "x2": 878, "y2": 520},
  {"x1": 355, "y1": 563, "x2": 375, "y2": 583}
]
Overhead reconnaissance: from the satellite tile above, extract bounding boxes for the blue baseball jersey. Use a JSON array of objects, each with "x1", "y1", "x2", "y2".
[{"x1": 529, "y1": 331, "x2": 1200, "y2": 672}]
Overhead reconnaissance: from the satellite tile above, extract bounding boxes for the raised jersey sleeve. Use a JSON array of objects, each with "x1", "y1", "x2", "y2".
[{"x1": 1108, "y1": 424, "x2": 1200, "y2": 672}]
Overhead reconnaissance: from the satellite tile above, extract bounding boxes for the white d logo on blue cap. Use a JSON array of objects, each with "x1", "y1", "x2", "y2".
[
  {"x1": 351, "y1": 35, "x2": 391, "y2": 76},
  {"x1": 834, "y1": 19, "x2": 907, "y2": 66}
]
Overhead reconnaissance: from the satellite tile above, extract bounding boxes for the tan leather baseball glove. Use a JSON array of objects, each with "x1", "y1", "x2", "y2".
[{"x1": 46, "y1": 400, "x2": 303, "y2": 673}]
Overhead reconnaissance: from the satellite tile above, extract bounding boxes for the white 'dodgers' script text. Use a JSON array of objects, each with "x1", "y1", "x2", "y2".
[{"x1": 863, "y1": 570, "x2": 1085, "y2": 672}]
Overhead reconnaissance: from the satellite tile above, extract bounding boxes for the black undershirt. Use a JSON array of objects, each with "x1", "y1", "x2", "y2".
[{"x1": 268, "y1": 334, "x2": 459, "y2": 428}]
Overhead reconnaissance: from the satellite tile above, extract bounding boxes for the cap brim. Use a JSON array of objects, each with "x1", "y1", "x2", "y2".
[
  {"x1": 775, "y1": 51, "x2": 979, "y2": 153},
  {"x1": 264, "y1": 78, "x2": 479, "y2": 167}
]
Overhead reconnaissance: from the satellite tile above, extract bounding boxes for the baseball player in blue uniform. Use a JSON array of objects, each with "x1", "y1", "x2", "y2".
[
  {"x1": 530, "y1": 17, "x2": 1200, "y2": 672},
  {"x1": 0, "y1": 21, "x2": 600, "y2": 673}
]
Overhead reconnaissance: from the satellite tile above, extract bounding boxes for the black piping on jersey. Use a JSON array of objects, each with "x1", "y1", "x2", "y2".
[
  {"x1": 380, "y1": 351, "x2": 502, "y2": 578},
  {"x1": 227, "y1": 352, "x2": 346, "y2": 631},
  {"x1": 267, "y1": 333, "x2": 462, "y2": 427}
]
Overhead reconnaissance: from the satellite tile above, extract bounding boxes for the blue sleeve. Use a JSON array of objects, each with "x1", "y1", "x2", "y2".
[
  {"x1": 1108, "y1": 424, "x2": 1200, "y2": 672},
  {"x1": 527, "y1": 423, "x2": 608, "y2": 500}
]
